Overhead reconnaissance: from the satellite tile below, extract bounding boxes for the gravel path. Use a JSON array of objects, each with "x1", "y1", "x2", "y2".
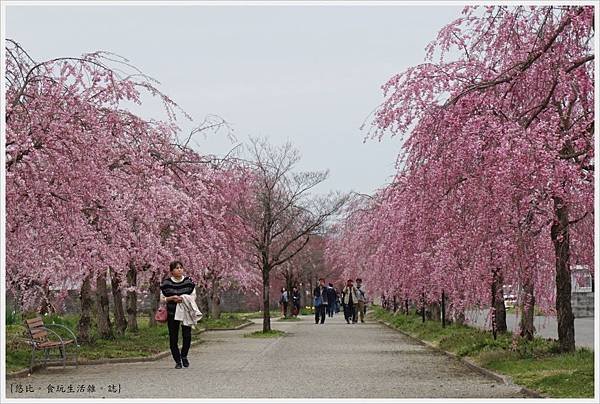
[{"x1": 5, "y1": 314, "x2": 525, "y2": 398}]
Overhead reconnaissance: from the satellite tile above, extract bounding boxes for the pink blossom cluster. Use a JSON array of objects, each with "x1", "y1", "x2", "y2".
[
  {"x1": 326, "y1": 6, "x2": 594, "y2": 320},
  {"x1": 5, "y1": 41, "x2": 258, "y2": 310}
]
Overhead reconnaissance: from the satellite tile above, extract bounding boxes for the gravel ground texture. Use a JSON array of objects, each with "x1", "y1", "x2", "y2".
[{"x1": 5, "y1": 314, "x2": 525, "y2": 399}]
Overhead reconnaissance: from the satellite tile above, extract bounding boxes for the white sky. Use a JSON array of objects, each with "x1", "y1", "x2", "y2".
[{"x1": 6, "y1": 4, "x2": 463, "y2": 195}]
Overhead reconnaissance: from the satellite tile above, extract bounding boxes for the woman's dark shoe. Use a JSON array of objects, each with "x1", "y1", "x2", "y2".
[
  {"x1": 182, "y1": 357, "x2": 189, "y2": 368},
  {"x1": 175, "y1": 362, "x2": 182, "y2": 369}
]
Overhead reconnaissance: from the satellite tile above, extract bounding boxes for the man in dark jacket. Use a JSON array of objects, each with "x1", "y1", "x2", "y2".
[
  {"x1": 313, "y1": 278, "x2": 328, "y2": 324},
  {"x1": 326, "y1": 283, "x2": 337, "y2": 317}
]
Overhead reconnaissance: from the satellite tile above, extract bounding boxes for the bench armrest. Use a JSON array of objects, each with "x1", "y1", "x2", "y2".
[{"x1": 46, "y1": 323, "x2": 79, "y2": 346}]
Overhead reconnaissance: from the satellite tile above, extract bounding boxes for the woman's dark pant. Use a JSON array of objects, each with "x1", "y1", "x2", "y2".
[
  {"x1": 282, "y1": 302, "x2": 289, "y2": 316},
  {"x1": 343, "y1": 303, "x2": 355, "y2": 322},
  {"x1": 167, "y1": 314, "x2": 191, "y2": 364},
  {"x1": 326, "y1": 304, "x2": 335, "y2": 317},
  {"x1": 315, "y1": 304, "x2": 326, "y2": 324}
]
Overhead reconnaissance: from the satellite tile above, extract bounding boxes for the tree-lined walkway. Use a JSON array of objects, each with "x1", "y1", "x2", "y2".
[{"x1": 6, "y1": 315, "x2": 524, "y2": 398}]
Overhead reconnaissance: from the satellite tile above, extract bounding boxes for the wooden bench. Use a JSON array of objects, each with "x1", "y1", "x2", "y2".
[{"x1": 24, "y1": 317, "x2": 80, "y2": 374}]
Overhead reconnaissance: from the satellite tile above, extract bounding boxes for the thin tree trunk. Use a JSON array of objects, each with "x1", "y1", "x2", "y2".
[
  {"x1": 285, "y1": 276, "x2": 293, "y2": 318},
  {"x1": 126, "y1": 262, "x2": 138, "y2": 332},
  {"x1": 520, "y1": 279, "x2": 535, "y2": 340},
  {"x1": 430, "y1": 302, "x2": 441, "y2": 322},
  {"x1": 39, "y1": 283, "x2": 55, "y2": 315},
  {"x1": 211, "y1": 278, "x2": 221, "y2": 319},
  {"x1": 441, "y1": 291, "x2": 446, "y2": 328},
  {"x1": 551, "y1": 196, "x2": 575, "y2": 352},
  {"x1": 95, "y1": 270, "x2": 114, "y2": 339},
  {"x1": 77, "y1": 275, "x2": 94, "y2": 343},
  {"x1": 110, "y1": 268, "x2": 127, "y2": 335},
  {"x1": 195, "y1": 284, "x2": 209, "y2": 317},
  {"x1": 262, "y1": 267, "x2": 271, "y2": 332},
  {"x1": 148, "y1": 272, "x2": 160, "y2": 327},
  {"x1": 492, "y1": 268, "x2": 507, "y2": 335}
]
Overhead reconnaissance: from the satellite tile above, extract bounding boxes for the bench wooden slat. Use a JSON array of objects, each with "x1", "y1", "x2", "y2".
[
  {"x1": 37, "y1": 339, "x2": 74, "y2": 349},
  {"x1": 28, "y1": 324, "x2": 45, "y2": 332},
  {"x1": 26, "y1": 318, "x2": 44, "y2": 326},
  {"x1": 31, "y1": 330, "x2": 48, "y2": 340}
]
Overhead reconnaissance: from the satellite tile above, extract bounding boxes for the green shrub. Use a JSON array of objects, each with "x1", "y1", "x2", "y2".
[
  {"x1": 300, "y1": 307, "x2": 315, "y2": 315},
  {"x1": 5, "y1": 307, "x2": 20, "y2": 325}
]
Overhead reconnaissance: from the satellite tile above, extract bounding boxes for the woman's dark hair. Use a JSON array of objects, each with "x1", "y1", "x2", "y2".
[{"x1": 169, "y1": 260, "x2": 183, "y2": 272}]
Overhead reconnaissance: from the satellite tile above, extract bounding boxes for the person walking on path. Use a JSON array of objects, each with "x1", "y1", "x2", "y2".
[
  {"x1": 291, "y1": 286, "x2": 301, "y2": 317},
  {"x1": 342, "y1": 279, "x2": 359, "y2": 324},
  {"x1": 279, "y1": 288, "x2": 289, "y2": 317},
  {"x1": 160, "y1": 260, "x2": 197, "y2": 369},
  {"x1": 326, "y1": 283, "x2": 337, "y2": 317},
  {"x1": 313, "y1": 278, "x2": 328, "y2": 324},
  {"x1": 355, "y1": 278, "x2": 367, "y2": 323}
]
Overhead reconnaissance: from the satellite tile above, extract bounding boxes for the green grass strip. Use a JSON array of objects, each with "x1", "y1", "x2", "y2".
[
  {"x1": 243, "y1": 329, "x2": 285, "y2": 338},
  {"x1": 373, "y1": 306, "x2": 594, "y2": 398}
]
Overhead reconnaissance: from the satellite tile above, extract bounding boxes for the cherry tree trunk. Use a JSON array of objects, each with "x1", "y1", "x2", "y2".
[
  {"x1": 126, "y1": 262, "x2": 138, "y2": 332},
  {"x1": 551, "y1": 196, "x2": 575, "y2": 352},
  {"x1": 196, "y1": 285, "x2": 210, "y2": 318},
  {"x1": 95, "y1": 270, "x2": 114, "y2": 339},
  {"x1": 211, "y1": 278, "x2": 221, "y2": 319},
  {"x1": 520, "y1": 280, "x2": 535, "y2": 340},
  {"x1": 454, "y1": 310, "x2": 465, "y2": 325},
  {"x1": 38, "y1": 283, "x2": 55, "y2": 315},
  {"x1": 491, "y1": 269, "x2": 507, "y2": 336},
  {"x1": 148, "y1": 273, "x2": 160, "y2": 327},
  {"x1": 262, "y1": 267, "x2": 271, "y2": 332},
  {"x1": 430, "y1": 302, "x2": 441, "y2": 322},
  {"x1": 109, "y1": 268, "x2": 127, "y2": 335},
  {"x1": 441, "y1": 291, "x2": 446, "y2": 328},
  {"x1": 77, "y1": 275, "x2": 94, "y2": 343},
  {"x1": 284, "y1": 273, "x2": 296, "y2": 318}
]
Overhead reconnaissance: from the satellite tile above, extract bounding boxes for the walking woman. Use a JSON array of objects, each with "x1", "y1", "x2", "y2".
[{"x1": 160, "y1": 260, "x2": 196, "y2": 369}]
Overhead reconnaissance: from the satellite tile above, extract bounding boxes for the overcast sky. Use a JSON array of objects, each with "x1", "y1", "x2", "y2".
[{"x1": 6, "y1": 4, "x2": 462, "y2": 195}]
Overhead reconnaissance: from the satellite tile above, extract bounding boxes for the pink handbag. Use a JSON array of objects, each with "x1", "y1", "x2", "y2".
[{"x1": 154, "y1": 305, "x2": 168, "y2": 323}]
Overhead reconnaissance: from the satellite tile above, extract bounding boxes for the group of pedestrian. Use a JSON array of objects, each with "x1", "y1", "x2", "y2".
[
  {"x1": 313, "y1": 277, "x2": 367, "y2": 324},
  {"x1": 279, "y1": 286, "x2": 302, "y2": 317},
  {"x1": 158, "y1": 259, "x2": 370, "y2": 370},
  {"x1": 159, "y1": 259, "x2": 372, "y2": 371}
]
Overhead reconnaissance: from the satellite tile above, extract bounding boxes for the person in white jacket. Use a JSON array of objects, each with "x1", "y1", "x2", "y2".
[{"x1": 175, "y1": 294, "x2": 202, "y2": 328}]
